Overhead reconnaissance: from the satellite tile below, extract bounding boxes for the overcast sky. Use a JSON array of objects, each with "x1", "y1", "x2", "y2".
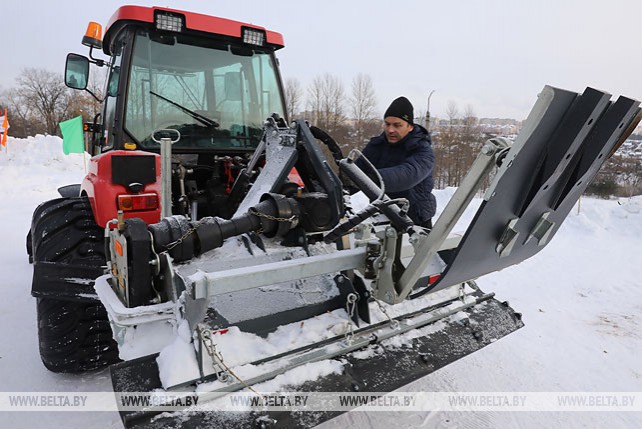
[{"x1": 3, "y1": 0, "x2": 641, "y2": 120}]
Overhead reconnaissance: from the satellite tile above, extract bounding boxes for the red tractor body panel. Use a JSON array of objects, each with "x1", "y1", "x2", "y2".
[{"x1": 81, "y1": 151, "x2": 162, "y2": 227}]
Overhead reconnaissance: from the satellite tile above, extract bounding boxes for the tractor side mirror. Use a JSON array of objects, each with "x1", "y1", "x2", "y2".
[{"x1": 65, "y1": 53, "x2": 90, "y2": 90}]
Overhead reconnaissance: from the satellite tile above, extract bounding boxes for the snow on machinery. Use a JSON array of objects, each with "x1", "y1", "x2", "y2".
[{"x1": 26, "y1": 5, "x2": 641, "y2": 429}]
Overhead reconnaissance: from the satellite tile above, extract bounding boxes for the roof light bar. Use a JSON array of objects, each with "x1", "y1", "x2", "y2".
[
  {"x1": 242, "y1": 26, "x2": 265, "y2": 46},
  {"x1": 155, "y1": 11, "x2": 184, "y2": 32}
]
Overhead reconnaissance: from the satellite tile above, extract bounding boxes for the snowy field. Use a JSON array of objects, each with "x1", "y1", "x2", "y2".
[{"x1": 1, "y1": 135, "x2": 641, "y2": 428}]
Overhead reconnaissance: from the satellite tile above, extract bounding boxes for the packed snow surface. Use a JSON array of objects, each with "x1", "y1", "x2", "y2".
[{"x1": 1, "y1": 136, "x2": 641, "y2": 428}]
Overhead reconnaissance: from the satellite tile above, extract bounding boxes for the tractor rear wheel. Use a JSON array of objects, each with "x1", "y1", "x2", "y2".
[{"x1": 31, "y1": 197, "x2": 120, "y2": 373}]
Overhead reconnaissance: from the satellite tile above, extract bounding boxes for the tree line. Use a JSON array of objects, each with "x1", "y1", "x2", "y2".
[
  {"x1": 285, "y1": 73, "x2": 382, "y2": 152},
  {"x1": 587, "y1": 148, "x2": 642, "y2": 198},
  {"x1": 1, "y1": 67, "x2": 639, "y2": 197},
  {"x1": 0, "y1": 68, "x2": 103, "y2": 138}
]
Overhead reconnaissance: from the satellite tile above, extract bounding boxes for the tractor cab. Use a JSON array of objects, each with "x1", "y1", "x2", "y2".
[
  {"x1": 66, "y1": 6, "x2": 286, "y2": 155},
  {"x1": 63, "y1": 6, "x2": 289, "y2": 223}
]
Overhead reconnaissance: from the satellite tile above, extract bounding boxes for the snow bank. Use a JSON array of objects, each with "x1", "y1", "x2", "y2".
[{"x1": 0, "y1": 135, "x2": 88, "y2": 200}]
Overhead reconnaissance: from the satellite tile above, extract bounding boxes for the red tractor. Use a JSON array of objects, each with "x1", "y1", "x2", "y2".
[{"x1": 29, "y1": 6, "x2": 293, "y2": 372}]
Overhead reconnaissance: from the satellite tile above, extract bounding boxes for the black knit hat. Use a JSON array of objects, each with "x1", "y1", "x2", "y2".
[{"x1": 384, "y1": 96, "x2": 414, "y2": 125}]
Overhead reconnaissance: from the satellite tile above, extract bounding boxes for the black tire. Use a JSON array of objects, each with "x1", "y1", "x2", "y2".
[
  {"x1": 31, "y1": 197, "x2": 120, "y2": 373},
  {"x1": 27, "y1": 198, "x2": 63, "y2": 264},
  {"x1": 31, "y1": 197, "x2": 105, "y2": 266},
  {"x1": 36, "y1": 298, "x2": 120, "y2": 372}
]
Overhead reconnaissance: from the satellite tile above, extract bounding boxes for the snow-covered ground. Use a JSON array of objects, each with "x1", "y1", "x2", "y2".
[{"x1": 1, "y1": 135, "x2": 641, "y2": 428}]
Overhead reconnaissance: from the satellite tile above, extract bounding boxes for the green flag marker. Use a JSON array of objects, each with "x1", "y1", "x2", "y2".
[{"x1": 59, "y1": 116, "x2": 84, "y2": 155}]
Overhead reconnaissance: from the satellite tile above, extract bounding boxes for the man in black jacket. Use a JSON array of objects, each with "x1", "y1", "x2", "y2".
[{"x1": 358, "y1": 96, "x2": 436, "y2": 228}]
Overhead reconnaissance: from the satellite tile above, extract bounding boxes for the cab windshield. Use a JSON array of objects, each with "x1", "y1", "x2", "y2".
[{"x1": 125, "y1": 30, "x2": 285, "y2": 151}]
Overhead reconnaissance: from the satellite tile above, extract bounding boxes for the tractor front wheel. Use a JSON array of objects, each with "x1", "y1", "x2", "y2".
[{"x1": 36, "y1": 298, "x2": 119, "y2": 372}]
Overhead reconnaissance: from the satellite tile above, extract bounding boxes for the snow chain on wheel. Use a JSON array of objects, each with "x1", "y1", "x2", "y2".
[{"x1": 31, "y1": 197, "x2": 120, "y2": 373}]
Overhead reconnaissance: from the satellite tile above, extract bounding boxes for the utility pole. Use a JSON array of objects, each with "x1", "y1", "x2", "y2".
[{"x1": 425, "y1": 90, "x2": 435, "y2": 132}]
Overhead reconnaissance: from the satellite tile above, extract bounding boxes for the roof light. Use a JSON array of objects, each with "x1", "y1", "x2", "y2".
[
  {"x1": 242, "y1": 27, "x2": 265, "y2": 46},
  {"x1": 155, "y1": 11, "x2": 184, "y2": 32},
  {"x1": 82, "y1": 22, "x2": 103, "y2": 49}
]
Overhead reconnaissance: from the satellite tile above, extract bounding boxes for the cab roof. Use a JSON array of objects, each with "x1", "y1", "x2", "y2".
[{"x1": 103, "y1": 5, "x2": 285, "y2": 55}]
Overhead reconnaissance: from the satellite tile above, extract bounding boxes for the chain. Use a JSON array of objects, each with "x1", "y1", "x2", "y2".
[
  {"x1": 372, "y1": 295, "x2": 400, "y2": 330},
  {"x1": 165, "y1": 223, "x2": 200, "y2": 251},
  {"x1": 248, "y1": 207, "x2": 297, "y2": 224},
  {"x1": 344, "y1": 293, "x2": 358, "y2": 345},
  {"x1": 198, "y1": 324, "x2": 262, "y2": 396}
]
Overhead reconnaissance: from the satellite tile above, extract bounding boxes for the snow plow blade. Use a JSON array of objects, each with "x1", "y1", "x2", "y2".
[
  {"x1": 429, "y1": 86, "x2": 642, "y2": 292},
  {"x1": 111, "y1": 289, "x2": 523, "y2": 429},
  {"x1": 102, "y1": 85, "x2": 640, "y2": 429}
]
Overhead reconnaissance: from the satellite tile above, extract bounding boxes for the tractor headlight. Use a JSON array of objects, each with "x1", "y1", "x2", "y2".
[
  {"x1": 155, "y1": 11, "x2": 184, "y2": 32},
  {"x1": 242, "y1": 27, "x2": 265, "y2": 46}
]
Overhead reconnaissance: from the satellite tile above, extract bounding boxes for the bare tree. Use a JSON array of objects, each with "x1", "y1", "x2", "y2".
[
  {"x1": 462, "y1": 104, "x2": 477, "y2": 129},
  {"x1": 307, "y1": 73, "x2": 345, "y2": 135},
  {"x1": 3, "y1": 88, "x2": 37, "y2": 137},
  {"x1": 307, "y1": 76, "x2": 323, "y2": 125},
  {"x1": 446, "y1": 101, "x2": 459, "y2": 126},
  {"x1": 349, "y1": 73, "x2": 378, "y2": 146},
  {"x1": 284, "y1": 78, "x2": 303, "y2": 120},
  {"x1": 460, "y1": 105, "x2": 485, "y2": 187},
  {"x1": 15, "y1": 68, "x2": 73, "y2": 136},
  {"x1": 432, "y1": 102, "x2": 486, "y2": 190}
]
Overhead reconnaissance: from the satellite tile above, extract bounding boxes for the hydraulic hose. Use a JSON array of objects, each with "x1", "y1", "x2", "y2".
[
  {"x1": 338, "y1": 157, "x2": 414, "y2": 234},
  {"x1": 309, "y1": 125, "x2": 344, "y2": 164}
]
